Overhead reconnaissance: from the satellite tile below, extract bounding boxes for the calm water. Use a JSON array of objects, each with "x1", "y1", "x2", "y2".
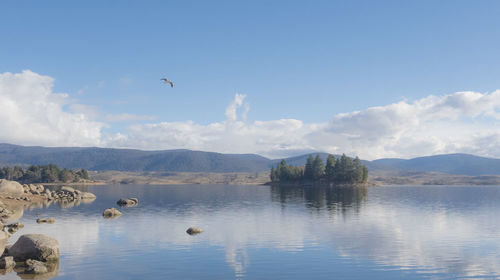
[{"x1": 3, "y1": 184, "x2": 500, "y2": 279}]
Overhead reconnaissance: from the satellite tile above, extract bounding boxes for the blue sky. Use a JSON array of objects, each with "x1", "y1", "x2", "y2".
[{"x1": 1, "y1": 1, "x2": 500, "y2": 159}]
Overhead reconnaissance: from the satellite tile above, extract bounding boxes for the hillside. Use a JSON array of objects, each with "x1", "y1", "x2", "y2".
[
  {"x1": 371, "y1": 153, "x2": 500, "y2": 176},
  {"x1": 1, "y1": 143, "x2": 500, "y2": 176},
  {"x1": 0, "y1": 143, "x2": 270, "y2": 172}
]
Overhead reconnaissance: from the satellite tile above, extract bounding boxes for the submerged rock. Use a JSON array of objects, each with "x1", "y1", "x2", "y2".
[
  {"x1": 116, "y1": 198, "x2": 139, "y2": 207},
  {"x1": 36, "y1": 218, "x2": 55, "y2": 224},
  {"x1": 9, "y1": 234, "x2": 60, "y2": 262},
  {"x1": 186, "y1": 227, "x2": 203, "y2": 235},
  {"x1": 0, "y1": 179, "x2": 24, "y2": 197},
  {"x1": 103, "y1": 208, "x2": 122, "y2": 218},
  {"x1": 24, "y1": 259, "x2": 48, "y2": 274}
]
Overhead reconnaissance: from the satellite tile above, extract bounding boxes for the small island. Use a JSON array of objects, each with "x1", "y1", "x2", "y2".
[{"x1": 269, "y1": 154, "x2": 368, "y2": 186}]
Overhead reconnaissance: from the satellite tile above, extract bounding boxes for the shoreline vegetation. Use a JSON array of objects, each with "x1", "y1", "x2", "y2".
[
  {"x1": 1, "y1": 162, "x2": 500, "y2": 187},
  {"x1": 0, "y1": 165, "x2": 91, "y2": 184},
  {"x1": 268, "y1": 154, "x2": 369, "y2": 186}
]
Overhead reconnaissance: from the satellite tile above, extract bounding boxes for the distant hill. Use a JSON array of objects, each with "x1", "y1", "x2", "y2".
[
  {"x1": 1, "y1": 143, "x2": 499, "y2": 176},
  {"x1": 0, "y1": 143, "x2": 270, "y2": 172},
  {"x1": 371, "y1": 153, "x2": 500, "y2": 176}
]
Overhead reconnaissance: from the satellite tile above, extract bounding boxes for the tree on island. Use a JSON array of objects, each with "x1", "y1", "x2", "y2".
[{"x1": 270, "y1": 154, "x2": 368, "y2": 185}]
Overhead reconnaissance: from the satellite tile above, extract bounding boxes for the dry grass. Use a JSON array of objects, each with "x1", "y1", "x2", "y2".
[{"x1": 90, "y1": 170, "x2": 270, "y2": 185}]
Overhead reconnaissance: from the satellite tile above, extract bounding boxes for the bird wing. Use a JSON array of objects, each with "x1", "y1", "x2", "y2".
[{"x1": 169, "y1": 82, "x2": 174, "y2": 87}]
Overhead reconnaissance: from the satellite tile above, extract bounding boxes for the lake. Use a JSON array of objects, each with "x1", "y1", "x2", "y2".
[{"x1": 2, "y1": 184, "x2": 500, "y2": 279}]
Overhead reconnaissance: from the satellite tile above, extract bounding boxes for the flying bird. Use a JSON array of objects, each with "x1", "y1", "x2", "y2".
[{"x1": 161, "y1": 78, "x2": 174, "y2": 88}]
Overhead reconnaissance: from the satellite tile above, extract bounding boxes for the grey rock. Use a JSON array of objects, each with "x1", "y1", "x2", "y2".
[
  {"x1": 103, "y1": 208, "x2": 122, "y2": 218},
  {"x1": 117, "y1": 198, "x2": 138, "y2": 206},
  {"x1": 9, "y1": 234, "x2": 60, "y2": 262},
  {"x1": 0, "y1": 179, "x2": 24, "y2": 197},
  {"x1": 186, "y1": 227, "x2": 203, "y2": 235}
]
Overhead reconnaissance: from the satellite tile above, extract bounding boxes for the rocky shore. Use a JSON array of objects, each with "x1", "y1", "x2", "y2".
[{"x1": 0, "y1": 179, "x2": 96, "y2": 278}]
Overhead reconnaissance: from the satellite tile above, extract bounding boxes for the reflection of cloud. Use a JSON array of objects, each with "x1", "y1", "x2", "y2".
[
  {"x1": 9, "y1": 216, "x2": 100, "y2": 256},
  {"x1": 6, "y1": 185, "x2": 500, "y2": 279},
  {"x1": 110, "y1": 189, "x2": 500, "y2": 278}
]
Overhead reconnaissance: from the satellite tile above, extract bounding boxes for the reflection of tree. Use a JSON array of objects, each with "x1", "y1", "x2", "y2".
[{"x1": 270, "y1": 185, "x2": 367, "y2": 215}]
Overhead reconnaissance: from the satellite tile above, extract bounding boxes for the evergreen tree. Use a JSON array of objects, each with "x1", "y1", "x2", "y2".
[
  {"x1": 361, "y1": 166, "x2": 368, "y2": 183},
  {"x1": 325, "y1": 155, "x2": 336, "y2": 179},
  {"x1": 304, "y1": 155, "x2": 314, "y2": 180},
  {"x1": 353, "y1": 156, "x2": 363, "y2": 183},
  {"x1": 312, "y1": 154, "x2": 325, "y2": 181},
  {"x1": 270, "y1": 166, "x2": 276, "y2": 182}
]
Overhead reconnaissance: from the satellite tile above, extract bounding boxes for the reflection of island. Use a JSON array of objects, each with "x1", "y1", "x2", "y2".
[{"x1": 271, "y1": 184, "x2": 367, "y2": 214}]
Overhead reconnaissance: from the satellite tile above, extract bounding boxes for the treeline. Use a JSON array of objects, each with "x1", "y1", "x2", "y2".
[
  {"x1": 270, "y1": 154, "x2": 368, "y2": 184},
  {"x1": 0, "y1": 164, "x2": 90, "y2": 184}
]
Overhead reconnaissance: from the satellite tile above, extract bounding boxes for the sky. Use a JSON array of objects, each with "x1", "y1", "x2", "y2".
[{"x1": 1, "y1": 0, "x2": 500, "y2": 160}]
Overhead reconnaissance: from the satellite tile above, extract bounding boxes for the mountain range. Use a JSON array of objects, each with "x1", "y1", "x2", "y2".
[{"x1": 1, "y1": 143, "x2": 499, "y2": 176}]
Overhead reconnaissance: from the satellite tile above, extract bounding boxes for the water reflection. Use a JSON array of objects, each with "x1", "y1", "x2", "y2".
[
  {"x1": 3, "y1": 184, "x2": 500, "y2": 279},
  {"x1": 271, "y1": 185, "x2": 367, "y2": 214}
]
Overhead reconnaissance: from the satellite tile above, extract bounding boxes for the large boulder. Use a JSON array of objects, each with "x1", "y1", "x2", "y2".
[
  {"x1": 0, "y1": 179, "x2": 24, "y2": 197},
  {"x1": 9, "y1": 234, "x2": 60, "y2": 262}
]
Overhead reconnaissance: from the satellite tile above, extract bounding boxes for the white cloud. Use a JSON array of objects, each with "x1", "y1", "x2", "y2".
[
  {"x1": 2, "y1": 70, "x2": 500, "y2": 160},
  {"x1": 108, "y1": 90, "x2": 500, "y2": 159},
  {"x1": 307, "y1": 91, "x2": 500, "y2": 159},
  {"x1": 224, "y1": 93, "x2": 248, "y2": 121},
  {"x1": 0, "y1": 70, "x2": 105, "y2": 147}
]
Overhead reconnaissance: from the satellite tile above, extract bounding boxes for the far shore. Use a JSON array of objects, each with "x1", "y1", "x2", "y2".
[{"x1": 21, "y1": 170, "x2": 500, "y2": 186}]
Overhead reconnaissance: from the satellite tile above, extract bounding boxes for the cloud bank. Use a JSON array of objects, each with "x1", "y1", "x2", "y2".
[
  {"x1": 0, "y1": 70, "x2": 105, "y2": 147},
  {"x1": 1, "y1": 70, "x2": 500, "y2": 159}
]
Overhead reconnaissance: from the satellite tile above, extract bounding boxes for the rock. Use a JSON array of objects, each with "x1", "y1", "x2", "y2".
[
  {"x1": 186, "y1": 227, "x2": 203, "y2": 235},
  {"x1": 42, "y1": 188, "x2": 52, "y2": 199},
  {"x1": 103, "y1": 208, "x2": 122, "y2": 218},
  {"x1": 9, "y1": 234, "x2": 60, "y2": 262},
  {"x1": 36, "y1": 218, "x2": 55, "y2": 224},
  {"x1": 0, "y1": 179, "x2": 24, "y2": 197},
  {"x1": 0, "y1": 231, "x2": 8, "y2": 256},
  {"x1": 0, "y1": 256, "x2": 15, "y2": 269},
  {"x1": 116, "y1": 198, "x2": 138, "y2": 206},
  {"x1": 25, "y1": 259, "x2": 48, "y2": 274},
  {"x1": 80, "y1": 192, "x2": 96, "y2": 200},
  {"x1": 59, "y1": 186, "x2": 75, "y2": 193},
  {"x1": 129, "y1": 198, "x2": 139, "y2": 204},
  {"x1": 6, "y1": 222, "x2": 24, "y2": 234}
]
